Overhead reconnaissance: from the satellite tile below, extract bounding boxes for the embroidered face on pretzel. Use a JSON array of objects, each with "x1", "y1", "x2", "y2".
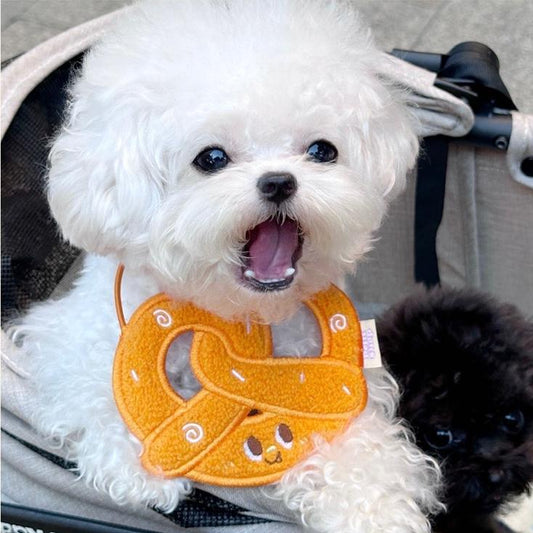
[
  {"x1": 113, "y1": 267, "x2": 366, "y2": 486},
  {"x1": 243, "y1": 422, "x2": 294, "y2": 465}
]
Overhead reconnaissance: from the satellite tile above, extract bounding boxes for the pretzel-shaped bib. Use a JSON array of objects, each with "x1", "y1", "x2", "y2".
[{"x1": 113, "y1": 266, "x2": 366, "y2": 486}]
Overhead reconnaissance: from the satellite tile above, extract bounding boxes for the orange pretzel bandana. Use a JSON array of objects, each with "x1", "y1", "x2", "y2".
[{"x1": 113, "y1": 266, "x2": 367, "y2": 486}]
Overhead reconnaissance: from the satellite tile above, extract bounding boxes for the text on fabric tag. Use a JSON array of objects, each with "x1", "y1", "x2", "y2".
[{"x1": 360, "y1": 319, "x2": 382, "y2": 369}]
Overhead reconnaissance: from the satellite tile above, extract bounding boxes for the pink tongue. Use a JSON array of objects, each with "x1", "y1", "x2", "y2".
[{"x1": 247, "y1": 219, "x2": 299, "y2": 280}]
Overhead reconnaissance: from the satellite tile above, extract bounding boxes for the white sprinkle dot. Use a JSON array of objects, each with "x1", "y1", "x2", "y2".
[
  {"x1": 231, "y1": 368, "x2": 246, "y2": 382},
  {"x1": 130, "y1": 369, "x2": 139, "y2": 382},
  {"x1": 299, "y1": 372, "x2": 305, "y2": 383},
  {"x1": 342, "y1": 384, "x2": 351, "y2": 395}
]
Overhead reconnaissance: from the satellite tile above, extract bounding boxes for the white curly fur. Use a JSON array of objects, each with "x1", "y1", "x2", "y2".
[{"x1": 11, "y1": 1, "x2": 442, "y2": 531}]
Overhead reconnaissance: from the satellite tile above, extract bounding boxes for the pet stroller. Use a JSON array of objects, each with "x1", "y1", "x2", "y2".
[{"x1": 2, "y1": 7, "x2": 532, "y2": 533}]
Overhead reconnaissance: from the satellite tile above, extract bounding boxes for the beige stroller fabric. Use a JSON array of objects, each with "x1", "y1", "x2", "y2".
[
  {"x1": 2, "y1": 9, "x2": 532, "y2": 533},
  {"x1": 1, "y1": 8, "x2": 124, "y2": 138},
  {"x1": 347, "y1": 115, "x2": 533, "y2": 319}
]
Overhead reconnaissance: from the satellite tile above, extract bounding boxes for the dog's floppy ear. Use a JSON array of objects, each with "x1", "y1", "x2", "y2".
[
  {"x1": 369, "y1": 101, "x2": 419, "y2": 200},
  {"x1": 368, "y1": 80, "x2": 420, "y2": 201},
  {"x1": 47, "y1": 70, "x2": 164, "y2": 257},
  {"x1": 346, "y1": 67, "x2": 420, "y2": 202}
]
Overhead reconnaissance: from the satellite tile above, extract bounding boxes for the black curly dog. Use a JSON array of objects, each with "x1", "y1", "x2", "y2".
[{"x1": 378, "y1": 288, "x2": 533, "y2": 533}]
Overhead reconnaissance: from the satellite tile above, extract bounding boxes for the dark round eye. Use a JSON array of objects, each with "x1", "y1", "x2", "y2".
[
  {"x1": 243, "y1": 436, "x2": 263, "y2": 461},
  {"x1": 275, "y1": 423, "x2": 293, "y2": 449},
  {"x1": 424, "y1": 427, "x2": 454, "y2": 450},
  {"x1": 193, "y1": 147, "x2": 229, "y2": 173},
  {"x1": 500, "y1": 409, "x2": 524, "y2": 434},
  {"x1": 306, "y1": 140, "x2": 338, "y2": 163}
]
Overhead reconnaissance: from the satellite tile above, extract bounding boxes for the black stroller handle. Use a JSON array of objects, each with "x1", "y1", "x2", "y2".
[
  {"x1": 394, "y1": 43, "x2": 523, "y2": 288},
  {"x1": 1, "y1": 503, "x2": 158, "y2": 533},
  {"x1": 390, "y1": 49, "x2": 445, "y2": 73},
  {"x1": 392, "y1": 42, "x2": 516, "y2": 151}
]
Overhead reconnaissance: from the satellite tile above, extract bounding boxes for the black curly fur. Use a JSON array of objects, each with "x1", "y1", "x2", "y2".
[{"x1": 377, "y1": 287, "x2": 533, "y2": 533}]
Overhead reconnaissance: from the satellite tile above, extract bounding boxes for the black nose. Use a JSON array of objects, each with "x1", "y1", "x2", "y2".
[
  {"x1": 489, "y1": 468, "x2": 505, "y2": 484},
  {"x1": 257, "y1": 173, "x2": 297, "y2": 205}
]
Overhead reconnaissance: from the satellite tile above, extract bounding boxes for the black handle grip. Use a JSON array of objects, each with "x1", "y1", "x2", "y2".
[
  {"x1": 1, "y1": 503, "x2": 160, "y2": 533},
  {"x1": 391, "y1": 49, "x2": 444, "y2": 72}
]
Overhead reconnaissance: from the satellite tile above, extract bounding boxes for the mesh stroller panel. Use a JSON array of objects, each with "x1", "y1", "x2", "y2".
[{"x1": 1, "y1": 56, "x2": 83, "y2": 322}]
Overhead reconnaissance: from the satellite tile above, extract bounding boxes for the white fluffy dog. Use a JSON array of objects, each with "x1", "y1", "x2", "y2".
[{"x1": 13, "y1": 1, "x2": 441, "y2": 531}]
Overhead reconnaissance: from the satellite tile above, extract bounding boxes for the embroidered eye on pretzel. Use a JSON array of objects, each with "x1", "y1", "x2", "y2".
[{"x1": 112, "y1": 266, "x2": 367, "y2": 486}]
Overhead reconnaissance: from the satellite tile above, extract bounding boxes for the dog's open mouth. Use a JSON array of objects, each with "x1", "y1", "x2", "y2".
[{"x1": 241, "y1": 218, "x2": 303, "y2": 292}]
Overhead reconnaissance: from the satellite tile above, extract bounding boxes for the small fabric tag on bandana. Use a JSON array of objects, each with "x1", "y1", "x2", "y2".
[{"x1": 360, "y1": 319, "x2": 382, "y2": 369}]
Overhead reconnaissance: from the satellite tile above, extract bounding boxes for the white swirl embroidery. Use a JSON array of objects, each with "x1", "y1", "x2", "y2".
[
  {"x1": 329, "y1": 313, "x2": 347, "y2": 332},
  {"x1": 182, "y1": 423, "x2": 204, "y2": 443},
  {"x1": 153, "y1": 309, "x2": 172, "y2": 328}
]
